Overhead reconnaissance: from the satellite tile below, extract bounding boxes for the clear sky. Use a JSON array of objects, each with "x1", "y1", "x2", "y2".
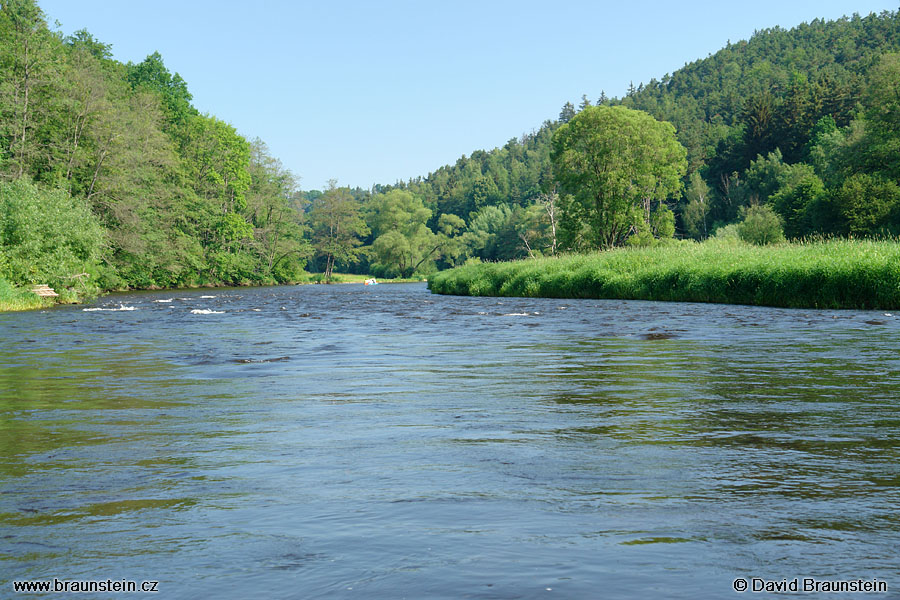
[{"x1": 40, "y1": 0, "x2": 898, "y2": 191}]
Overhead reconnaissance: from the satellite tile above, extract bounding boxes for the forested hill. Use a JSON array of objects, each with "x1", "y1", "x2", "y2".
[
  {"x1": 393, "y1": 9, "x2": 900, "y2": 250},
  {"x1": 617, "y1": 11, "x2": 900, "y2": 191}
]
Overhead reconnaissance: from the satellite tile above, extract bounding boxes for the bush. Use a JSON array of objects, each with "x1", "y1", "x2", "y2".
[
  {"x1": 0, "y1": 180, "x2": 106, "y2": 296},
  {"x1": 712, "y1": 223, "x2": 742, "y2": 244},
  {"x1": 737, "y1": 205, "x2": 785, "y2": 245}
]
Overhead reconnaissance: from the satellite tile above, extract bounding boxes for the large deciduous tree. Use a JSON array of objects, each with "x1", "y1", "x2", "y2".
[
  {"x1": 365, "y1": 189, "x2": 442, "y2": 278},
  {"x1": 550, "y1": 105, "x2": 687, "y2": 249},
  {"x1": 246, "y1": 138, "x2": 310, "y2": 281},
  {"x1": 0, "y1": 0, "x2": 63, "y2": 179},
  {"x1": 309, "y1": 181, "x2": 369, "y2": 280}
]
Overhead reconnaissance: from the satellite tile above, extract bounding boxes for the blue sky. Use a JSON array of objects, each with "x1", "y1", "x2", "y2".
[{"x1": 41, "y1": 0, "x2": 898, "y2": 191}]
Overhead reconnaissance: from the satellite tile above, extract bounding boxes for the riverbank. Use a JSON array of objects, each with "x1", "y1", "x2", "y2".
[
  {"x1": 0, "y1": 272, "x2": 425, "y2": 312},
  {"x1": 0, "y1": 278, "x2": 85, "y2": 312},
  {"x1": 0, "y1": 279, "x2": 49, "y2": 311},
  {"x1": 310, "y1": 272, "x2": 425, "y2": 284},
  {"x1": 427, "y1": 239, "x2": 900, "y2": 309}
]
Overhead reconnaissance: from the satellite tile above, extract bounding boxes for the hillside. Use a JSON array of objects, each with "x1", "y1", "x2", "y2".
[{"x1": 394, "y1": 9, "x2": 900, "y2": 252}]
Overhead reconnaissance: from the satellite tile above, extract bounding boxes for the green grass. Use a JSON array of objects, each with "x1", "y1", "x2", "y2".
[
  {"x1": 0, "y1": 278, "x2": 53, "y2": 312},
  {"x1": 308, "y1": 272, "x2": 425, "y2": 284},
  {"x1": 428, "y1": 239, "x2": 900, "y2": 309}
]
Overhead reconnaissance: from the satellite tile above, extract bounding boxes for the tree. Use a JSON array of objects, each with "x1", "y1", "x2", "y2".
[
  {"x1": 736, "y1": 205, "x2": 784, "y2": 245},
  {"x1": 742, "y1": 90, "x2": 777, "y2": 162},
  {"x1": 126, "y1": 51, "x2": 194, "y2": 129},
  {"x1": 308, "y1": 181, "x2": 369, "y2": 280},
  {"x1": 463, "y1": 204, "x2": 523, "y2": 261},
  {"x1": 0, "y1": 179, "x2": 106, "y2": 292},
  {"x1": 64, "y1": 29, "x2": 112, "y2": 61},
  {"x1": 859, "y1": 53, "x2": 900, "y2": 180},
  {"x1": 829, "y1": 173, "x2": 900, "y2": 236},
  {"x1": 365, "y1": 189, "x2": 442, "y2": 277},
  {"x1": 518, "y1": 189, "x2": 560, "y2": 257},
  {"x1": 550, "y1": 105, "x2": 687, "y2": 249},
  {"x1": 558, "y1": 102, "x2": 575, "y2": 124},
  {"x1": 682, "y1": 171, "x2": 711, "y2": 239},
  {"x1": 579, "y1": 94, "x2": 592, "y2": 111},
  {"x1": 770, "y1": 173, "x2": 824, "y2": 238},
  {"x1": 0, "y1": 0, "x2": 62, "y2": 179},
  {"x1": 246, "y1": 139, "x2": 309, "y2": 281}
]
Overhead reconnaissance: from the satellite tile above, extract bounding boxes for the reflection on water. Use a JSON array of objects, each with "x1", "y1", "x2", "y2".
[{"x1": 1, "y1": 283, "x2": 899, "y2": 598}]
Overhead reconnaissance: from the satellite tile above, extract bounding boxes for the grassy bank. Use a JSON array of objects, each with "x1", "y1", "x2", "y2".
[
  {"x1": 309, "y1": 272, "x2": 425, "y2": 284},
  {"x1": 0, "y1": 279, "x2": 54, "y2": 312},
  {"x1": 427, "y1": 239, "x2": 900, "y2": 309}
]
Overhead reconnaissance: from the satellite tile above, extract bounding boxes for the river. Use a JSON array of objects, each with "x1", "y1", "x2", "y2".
[{"x1": 1, "y1": 283, "x2": 899, "y2": 598}]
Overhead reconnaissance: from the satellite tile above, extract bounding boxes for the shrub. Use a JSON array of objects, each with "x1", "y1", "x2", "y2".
[
  {"x1": 737, "y1": 205, "x2": 785, "y2": 245},
  {"x1": 0, "y1": 180, "x2": 106, "y2": 296}
]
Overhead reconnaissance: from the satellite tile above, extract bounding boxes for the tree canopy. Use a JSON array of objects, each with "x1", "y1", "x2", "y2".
[{"x1": 551, "y1": 106, "x2": 687, "y2": 249}]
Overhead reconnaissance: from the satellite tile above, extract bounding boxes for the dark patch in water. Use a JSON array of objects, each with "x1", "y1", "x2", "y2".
[
  {"x1": 267, "y1": 552, "x2": 323, "y2": 571},
  {"x1": 641, "y1": 332, "x2": 677, "y2": 340},
  {"x1": 865, "y1": 320, "x2": 886, "y2": 325}
]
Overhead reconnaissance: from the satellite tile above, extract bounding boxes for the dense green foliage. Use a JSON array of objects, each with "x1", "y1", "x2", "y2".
[
  {"x1": 383, "y1": 9, "x2": 900, "y2": 254},
  {"x1": 0, "y1": 0, "x2": 310, "y2": 301},
  {"x1": 4, "y1": 1, "x2": 900, "y2": 308},
  {"x1": 551, "y1": 106, "x2": 686, "y2": 249},
  {"x1": 428, "y1": 239, "x2": 900, "y2": 309},
  {"x1": 0, "y1": 179, "x2": 106, "y2": 296}
]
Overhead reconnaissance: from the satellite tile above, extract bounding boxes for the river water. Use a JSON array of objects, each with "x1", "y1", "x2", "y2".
[{"x1": 1, "y1": 283, "x2": 899, "y2": 598}]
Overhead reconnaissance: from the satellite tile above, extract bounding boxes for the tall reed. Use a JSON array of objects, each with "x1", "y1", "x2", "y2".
[{"x1": 428, "y1": 239, "x2": 900, "y2": 309}]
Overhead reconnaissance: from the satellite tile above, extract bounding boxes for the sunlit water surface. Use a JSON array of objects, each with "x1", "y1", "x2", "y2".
[{"x1": 2, "y1": 283, "x2": 899, "y2": 598}]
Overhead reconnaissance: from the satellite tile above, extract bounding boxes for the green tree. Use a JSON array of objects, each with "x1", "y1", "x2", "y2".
[
  {"x1": 517, "y1": 190, "x2": 560, "y2": 257},
  {"x1": 64, "y1": 29, "x2": 112, "y2": 61},
  {"x1": 365, "y1": 189, "x2": 442, "y2": 277},
  {"x1": 309, "y1": 181, "x2": 369, "y2": 280},
  {"x1": 858, "y1": 53, "x2": 900, "y2": 180},
  {"x1": 770, "y1": 173, "x2": 824, "y2": 238},
  {"x1": 0, "y1": 0, "x2": 63, "y2": 179},
  {"x1": 0, "y1": 179, "x2": 106, "y2": 293},
  {"x1": 550, "y1": 105, "x2": 687, "y2": 249},
  {"x1": 736, "y1": 204, "x2": 785, "y2": 245},
  {"x1": 682, "y1": 171, "x2": 711, "y2": 239},
  {"x1": 126, "y1": 51, "x2": 194, "y2": 129},
  {"x1": 463, "y1": 204, "x2": 524, "y2": 261},
  {"x1": 741, "y1": 90, "x2": 776, "y2": 162},
  {"x1": 246, "y1": 139, "x2": 309, "y2": 281},
  {"x1": 829, "y1": 173, "x2": 900, "y2": 236}
]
